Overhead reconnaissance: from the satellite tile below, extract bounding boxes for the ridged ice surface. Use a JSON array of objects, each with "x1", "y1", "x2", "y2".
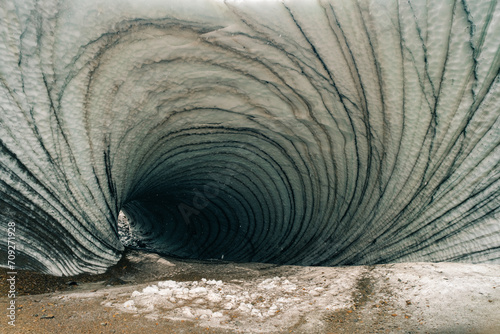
[{"x1": 0, "y1": 0, "x2": 499, "y2": 276}]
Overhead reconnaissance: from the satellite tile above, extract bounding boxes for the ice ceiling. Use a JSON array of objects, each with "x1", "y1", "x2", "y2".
[{"x1": 1, "y1": 0, "x2": 499, "y2": 276}]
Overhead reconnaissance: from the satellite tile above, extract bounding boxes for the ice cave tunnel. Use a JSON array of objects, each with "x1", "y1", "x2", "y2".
[{"x1": 0, "y1": 0, "x2": 499, "y2": 275}]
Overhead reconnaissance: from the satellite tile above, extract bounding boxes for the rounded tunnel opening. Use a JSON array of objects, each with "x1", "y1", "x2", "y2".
[{"x1": 114, "y1": 128, "x2": 314, "y2": 265}]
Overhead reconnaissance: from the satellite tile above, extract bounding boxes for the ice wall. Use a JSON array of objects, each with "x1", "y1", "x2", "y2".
[{"x1": 1, "y1": 0, "x2": 499, "y2": 275}]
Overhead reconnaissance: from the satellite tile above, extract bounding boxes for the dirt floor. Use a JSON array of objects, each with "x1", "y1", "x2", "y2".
[{"x1": 1, "y1": 250, "x2": 499, "y2": 333}]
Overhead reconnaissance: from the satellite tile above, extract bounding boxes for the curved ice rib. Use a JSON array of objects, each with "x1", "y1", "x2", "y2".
[{"x1": 0, "y1": 0, "x2": 499, "y2": 275}]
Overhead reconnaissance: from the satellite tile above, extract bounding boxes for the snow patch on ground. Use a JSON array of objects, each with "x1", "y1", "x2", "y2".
[
  {"x1": 113, "y1": 270, "x2": 361, "y2": 332},
  {"x1": 50, "y1": 251, "x2": 500, "y2": 333}
]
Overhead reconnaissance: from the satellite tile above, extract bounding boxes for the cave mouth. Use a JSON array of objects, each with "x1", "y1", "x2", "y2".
[
  {"x1": 108, "y1": 124, "x2": 292, "y2": 263},
  {"x1": 1, "y1": 0, "x2": 499, "y2": 278},
  {"x1": 113, "y1": 136, "x2": 302, "y2": 265}
]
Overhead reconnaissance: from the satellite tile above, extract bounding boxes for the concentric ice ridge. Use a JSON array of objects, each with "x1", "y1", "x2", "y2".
[{"x1": 1, "y1": 0, "x2": 499, "y2": 276}]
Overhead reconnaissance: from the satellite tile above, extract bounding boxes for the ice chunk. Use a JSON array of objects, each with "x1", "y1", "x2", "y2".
[{"x1": 158, "y1": 280, "x2": 179, "y2": 288}]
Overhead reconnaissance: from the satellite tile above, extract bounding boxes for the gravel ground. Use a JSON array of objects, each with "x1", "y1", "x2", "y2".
[{"x1": 1, "y1": 250, "x2": 499, "y2": 333}]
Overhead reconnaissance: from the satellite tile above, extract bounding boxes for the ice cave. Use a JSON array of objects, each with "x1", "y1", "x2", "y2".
[{"x1": 0, "y1": 0, "x2": 499, "y2": 276}]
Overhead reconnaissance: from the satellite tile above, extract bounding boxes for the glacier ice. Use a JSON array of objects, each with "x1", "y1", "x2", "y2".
[{"x1": 0, "y1": 0, "x2": 499, "y2": 275}]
